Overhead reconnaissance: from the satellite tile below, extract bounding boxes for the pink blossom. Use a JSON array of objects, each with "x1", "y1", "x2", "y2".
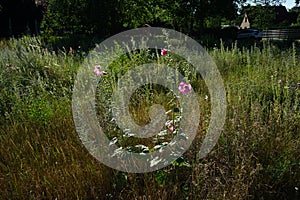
[
  {"x1": 178, "y1": 82, "x2": 192, "y2": 95},
  {"x1": 161, "y1": 48, "x2": 167, "y2": 56},
  {"x1": 165, "y1": 122, "x2": 175, "y2": 132},
  {"x1": 94, "y1": 65, "x2": 107, "y2": 76},
  {"x1": 95, "y1": 70, "x2": 107, "y2": 76}
]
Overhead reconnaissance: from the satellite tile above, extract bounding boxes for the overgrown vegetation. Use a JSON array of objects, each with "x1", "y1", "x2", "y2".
[
  {"x1": 0, "y1": 36, "x2": 299, "y2": 199},
  {"x1": 2, "y1": 0, "x2": 295, "y2": 38}
]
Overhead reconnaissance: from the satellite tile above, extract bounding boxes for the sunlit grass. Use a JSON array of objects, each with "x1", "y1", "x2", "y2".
[{"x1": 0, "y1": 36, "x2": 299, "y2": 199}]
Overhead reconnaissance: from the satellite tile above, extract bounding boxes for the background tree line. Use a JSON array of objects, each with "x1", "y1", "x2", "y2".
[
  {"x1": 0, "y1": 0, "x2": 46, "y2": 37},
  {"x1": 0, "y1": 0, "x2": 296, "y2": 39},
  {"x1": 40, "y1": 0, "x2": 244, "y2": 37}
]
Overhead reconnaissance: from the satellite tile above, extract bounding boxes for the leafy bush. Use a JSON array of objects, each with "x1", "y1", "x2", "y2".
[{"x1": 0, "y1": 36, "x2": 80, "y2": 122}]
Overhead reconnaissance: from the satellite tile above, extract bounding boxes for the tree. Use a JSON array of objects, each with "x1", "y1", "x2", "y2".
[
  {"x1": 40, "y1": 0, "x2": 245, "y2": 37},
  {"x1": 41, "y1": 0, "x2": 88, "y2": 35},
  {"x1": 241, "y1": 4, "x2": 275, "y2": 29},
  {"x1": 0, "y1": 0, "x2": 39, "y2": 37},
  {"x1": 250, "y1": 0, "x2": 286, "y2": 5},
  {"x1": 127, "y1": 0, "x2": 243, "y2": 34},
  {"x1": 41, "y1": 0, "x2": 124, "y2": 37}
]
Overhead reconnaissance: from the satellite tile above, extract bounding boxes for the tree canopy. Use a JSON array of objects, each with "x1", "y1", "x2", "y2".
[
  {"x1": 0, "y1": 0, "x2": 297, "y2": 38},
  {"x1": 41, "y1": 0, "x2": 244, "y2": 37}
]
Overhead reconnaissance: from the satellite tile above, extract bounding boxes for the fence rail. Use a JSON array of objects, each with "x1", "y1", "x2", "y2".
[{"x1": 262, "y1": 29, "x2": 300, "y2": 39}]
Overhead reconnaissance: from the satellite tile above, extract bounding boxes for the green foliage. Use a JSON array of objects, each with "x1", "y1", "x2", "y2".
[
  {"x1": 41, "y1": 0, "x2": 123, "y2": 37},
  {"x1": 155, "y1": 170, "x2": 171, "y2": 187},
  {"x1": 20, "y1": 96, "x2": 54, "y2": 124},
  {"x1": 243, "y1": 4, "x2": 276, "y2": 29},
  {"x1": 41, "y1": 0, "x2": 88, "y2": 35},
  {"x1": 251, "y1": 0, "x2": 285, "y2": 5},
  {"x1": 0, "y1": 36, "x2": 299, "y2": 199},
  {"x1": 40, "y1": 0, "x2": 243, "y2": 37},
  {"x1": 0, "y1": 36, "x2": 80, "y2": 122}
]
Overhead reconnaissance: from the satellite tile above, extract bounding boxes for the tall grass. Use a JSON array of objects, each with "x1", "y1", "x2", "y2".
[{"x1": 0, "y1": 36, "x2": 299, "y2": 199}]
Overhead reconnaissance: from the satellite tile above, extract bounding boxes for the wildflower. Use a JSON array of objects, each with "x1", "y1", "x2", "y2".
[
  {"x1": 165, "y1": 122, "x2": 175, "y2": 132},
  {"x1": 278, "y1": 80, "x2": 282, "y2": 84},
  {"x1": 161, "y1": 48, "x2": 167, "y2": 56},
  {"x1": 94, "y1": 65, "x2": 107, "y2": 76},
  {"x1": 205, "y1": 95, "x2": 209, "y2": 101},
  {"x1": 95, "y1": 70, "x2": 107, "y2": 76},
  {"x1": 178, "y1": 82, "x2": 192, "y2": 95}
]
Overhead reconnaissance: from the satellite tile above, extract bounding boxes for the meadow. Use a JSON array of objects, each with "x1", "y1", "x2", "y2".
[{"x1": 0, "y1": 36, "x2": 299, "y2": 199}]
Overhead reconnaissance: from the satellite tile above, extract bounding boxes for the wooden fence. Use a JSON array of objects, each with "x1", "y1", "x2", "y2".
[{"x1": 262, "y1": 29, "x2": 300, "y2": 39}]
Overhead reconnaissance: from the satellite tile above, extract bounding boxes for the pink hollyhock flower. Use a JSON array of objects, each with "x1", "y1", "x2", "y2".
[
  {"x1": 178, "y1": 82, "x2": 192, "y2": 95},
  {"x1": 165, "y1": 122, "x2": 175, "y2": 132},
  {"x1": 161, "y1": 48, "x2": 167, "y2": 56},
  {"x1": 95, "y1": 70, "x2": 107, "y2": 76},
  {"x1": 94, "y1": 65, "x2": 107, "y2": 76}
]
